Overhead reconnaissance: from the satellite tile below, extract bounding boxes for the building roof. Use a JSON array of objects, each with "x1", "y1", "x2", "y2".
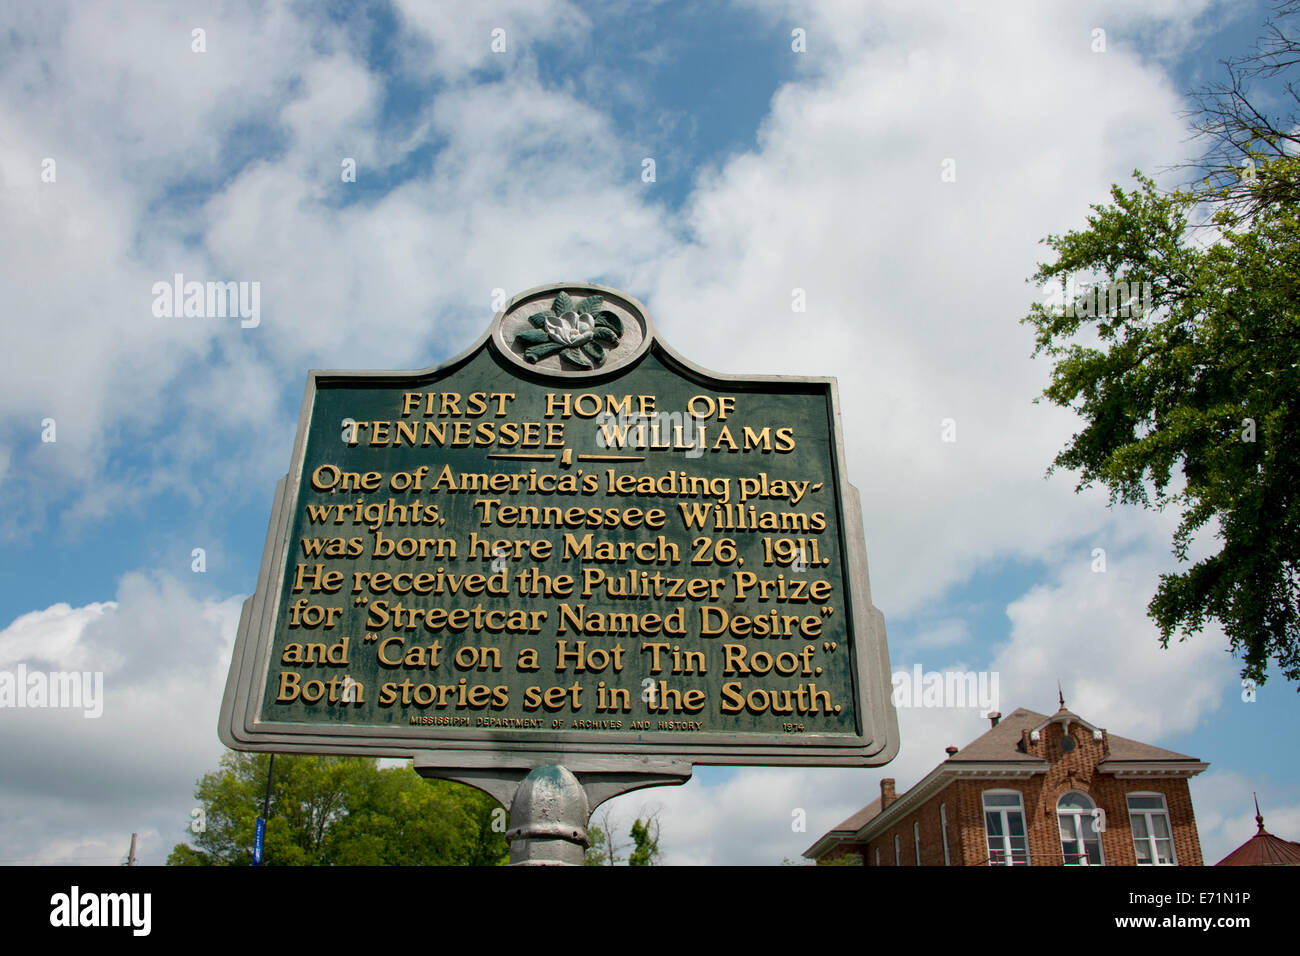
[
  {"x1": 945, "y1": 707, "x2": 1044, "y2": 762},
  {"x1": 803, "y1": 798, "x2": 882, "y2": 858},
  {"x1": 830, "y1": 798, "x2": 882, "y2": 834},
  {"x1": 803, "y1": 701, "x2": 1207, "y2": 860},
  {"x1": 948, "y1": 707, "x2": 1198, "y2": 764},
  {"x1": 1216, "y1": 802, "x2": 1300, "y2": 866}
]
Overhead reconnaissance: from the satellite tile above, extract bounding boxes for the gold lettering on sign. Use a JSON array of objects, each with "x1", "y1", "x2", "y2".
[{"x1": 266, "y1": 380, "x2": 849, "y2": 735}]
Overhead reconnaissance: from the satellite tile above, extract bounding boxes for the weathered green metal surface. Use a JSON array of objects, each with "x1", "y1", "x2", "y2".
[
  {"x1": 258, "y1": 346, "x2": 856, "y2": 738},
  {"x1": 219, "y1": 282, "x2": 898, "y2": 769}
]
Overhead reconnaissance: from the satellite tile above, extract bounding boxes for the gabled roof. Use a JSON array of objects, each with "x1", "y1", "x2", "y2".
[
  {"x1": 803, "y1": 798, "x2": 881, "y2": 859},
  {"x1": 1105, "y1": 733, "x2": 1199, "y2": 762},
  {"x1": 945, "y1": 707, "x2": 1046, "y2": 762},
  {"x1": 832, "y1": 797, "x2": 882, "y2": 833},
  {"x1": 803, "y1": 703, "x2": 1207, "y2": 860},
  {"x1": 948, "y1": 707, "x2": 1200, "y2": 763}
]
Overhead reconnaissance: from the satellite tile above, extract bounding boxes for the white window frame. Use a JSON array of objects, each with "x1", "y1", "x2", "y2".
[
  {"x1": 940, "y1": 802, "x2": 951, "y2": 866},
  {"x1": 982, "y1": 789, "x2": 1030, "y2": 866},
  {"x1": 914, "y1": 821, "x2": 922, "y2": 865},
  {"x1": 1127, "y1": 792, "x2": 1178, "y2": 866},
  {"x1": 1056, "y1": 790, "x2": 1104, "y2": 865}
]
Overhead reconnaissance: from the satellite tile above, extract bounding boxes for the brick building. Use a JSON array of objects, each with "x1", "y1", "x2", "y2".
[{"x1": 804, "y1": 699, "x2": 1208, "y2": 866}]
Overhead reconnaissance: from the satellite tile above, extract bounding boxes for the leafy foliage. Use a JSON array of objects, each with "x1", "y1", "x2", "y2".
[
  {"x1": 628, "y1": 815, "x2": 661, "y2": 866},
  {"x1": 167, "y1": 752, "x2": 507, "y2": 866},
  {"x1": 584, "y1": 824, "x2": 612, "y2": 866},
  {"x1": 584, "y1": 807, "x2": 662, "y2": 865},
  {"x1": 1023, "y1": 157, "x2": 1300, "y2": 684}
]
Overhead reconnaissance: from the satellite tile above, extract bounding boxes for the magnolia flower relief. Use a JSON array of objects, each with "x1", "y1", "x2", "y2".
[{"x1": 513, "y1": 291, "x2": 624, "y2": 369}]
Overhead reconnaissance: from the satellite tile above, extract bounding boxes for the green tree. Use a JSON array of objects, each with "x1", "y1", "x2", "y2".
[
  {"x1": 628, "y1": 814, "x2": 660, "y2": 866},
  {"x1": 1024, "y1": 153, "x2": 1300, "y2": 684},
  {"x1": 584, "y1": 807, "x2": 661, "y2": 865},
  {"x1": 167, "y1": 752, "x2": 508, "y2": 865},
  {"x1": 1024, "y1": 5, "x2": 1300, "y2": 685},
  {"x1": 584, "y1": 824, "x2": 609, "y2": 866}
]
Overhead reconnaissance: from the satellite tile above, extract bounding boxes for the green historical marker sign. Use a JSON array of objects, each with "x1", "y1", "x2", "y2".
[{"x1": 219, "y1": 283, "x2": 898, "y2": 770}]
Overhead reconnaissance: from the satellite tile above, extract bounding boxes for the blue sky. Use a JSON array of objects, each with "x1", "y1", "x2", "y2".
[{"x1": 1, "y1": 0, "x2": 1297, "y2": 865}]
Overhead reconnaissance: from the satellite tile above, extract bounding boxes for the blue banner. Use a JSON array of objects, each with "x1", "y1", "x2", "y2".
[{"x1": 252, "y1": 816, "x2": 266, "y2": 866}]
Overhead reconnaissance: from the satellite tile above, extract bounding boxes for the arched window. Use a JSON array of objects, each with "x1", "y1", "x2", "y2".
[
  {"x1": 914, "y1": 821, "x2": 921, "y2": 865},
  {"x1": 894, "y1": 834, "x2": 901, "y2": 866},
  {"x1": 1057, "y1": 791, "x2": 1104, "y2": 865},
  {"x1": 982, "y1": 790, "x2": 1029, "y2": 865},
  {"x1": 874, "y1": 847, "x2": 880, "y2": 867}
]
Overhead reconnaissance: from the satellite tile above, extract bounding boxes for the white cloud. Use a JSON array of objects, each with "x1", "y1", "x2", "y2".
[
  {"x1": 642, "y1": 1, "x2": 1222, "y2": 618},
  {"x1": 0, "y1": 574, "x2": 241, "y2": 864},
  {"x1": 391, "y1": 0, "x2": 590, "y2": 79},
  {"x1": 0, "y1": 1, "x2": 335, "y2": 530},
  {"x1": 0, "y1": 601, "x2": 113, "y2": 670},
  {"x1": 904, "y1": 618, "x2": 971, "y2": 651},
  {"x1": 0, "y1": 0, "x2": 1277, "y2": 867},
  {"x1": 0, "y1": 0, "x2": 1225, "y2": 617},
  {"x1": 1191, "y1": 769, "x2": 1300, "y2": 865},
  {"x1": 994, "y1": 529, "x2": 1236, "y2": 740},
  {"x1": 0, "y1": 1, "x2": 675, "y2": 537}
]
